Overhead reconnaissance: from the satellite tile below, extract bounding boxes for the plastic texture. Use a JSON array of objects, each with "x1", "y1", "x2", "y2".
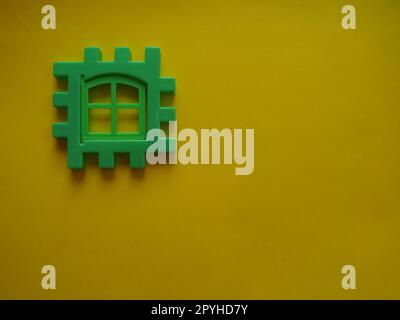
[{"x1": 52, "y1": 47, "x2": 176, "y2": 169}]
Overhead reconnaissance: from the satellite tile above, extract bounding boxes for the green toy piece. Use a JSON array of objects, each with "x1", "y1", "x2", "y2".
[{"x1": 52, "y1": 47, "x2": 176, "y2": 169}]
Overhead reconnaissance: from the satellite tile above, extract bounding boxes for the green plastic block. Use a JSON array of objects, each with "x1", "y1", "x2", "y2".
[{"x1": 52, "y1": 47, "x2": 176, "y2": 169}]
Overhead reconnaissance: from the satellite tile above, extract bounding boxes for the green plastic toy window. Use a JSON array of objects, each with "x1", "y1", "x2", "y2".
[{"x1": 81, "y1": 75, "x2": 146, "y2": 141}]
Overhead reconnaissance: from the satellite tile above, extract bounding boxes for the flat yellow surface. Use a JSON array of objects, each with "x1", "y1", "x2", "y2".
[{"x1": 0, "y1": 0, "x2": 400, "y2": 299}]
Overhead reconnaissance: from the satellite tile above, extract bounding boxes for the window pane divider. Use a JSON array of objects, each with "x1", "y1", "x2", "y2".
[
  {"x1": 111, "y1": 81, "x2": 117, "y2": 134},
  {"x1": 115, "y1": 103, "x2": 141, "y2": 109}
]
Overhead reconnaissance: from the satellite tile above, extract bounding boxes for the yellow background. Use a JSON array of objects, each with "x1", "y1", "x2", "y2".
[{"x1": 0, "y1": 0, "x2": 400, "y2": 299}]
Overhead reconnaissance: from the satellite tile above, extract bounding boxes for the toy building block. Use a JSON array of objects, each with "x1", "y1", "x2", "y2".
[{"x1": 52, "y1": 47, "x2": 176, "y2": 169}]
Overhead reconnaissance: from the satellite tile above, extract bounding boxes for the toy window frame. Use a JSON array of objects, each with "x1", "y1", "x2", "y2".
[{"x1": 81, "y1": 75, "x2": 146, "y2": 141}]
